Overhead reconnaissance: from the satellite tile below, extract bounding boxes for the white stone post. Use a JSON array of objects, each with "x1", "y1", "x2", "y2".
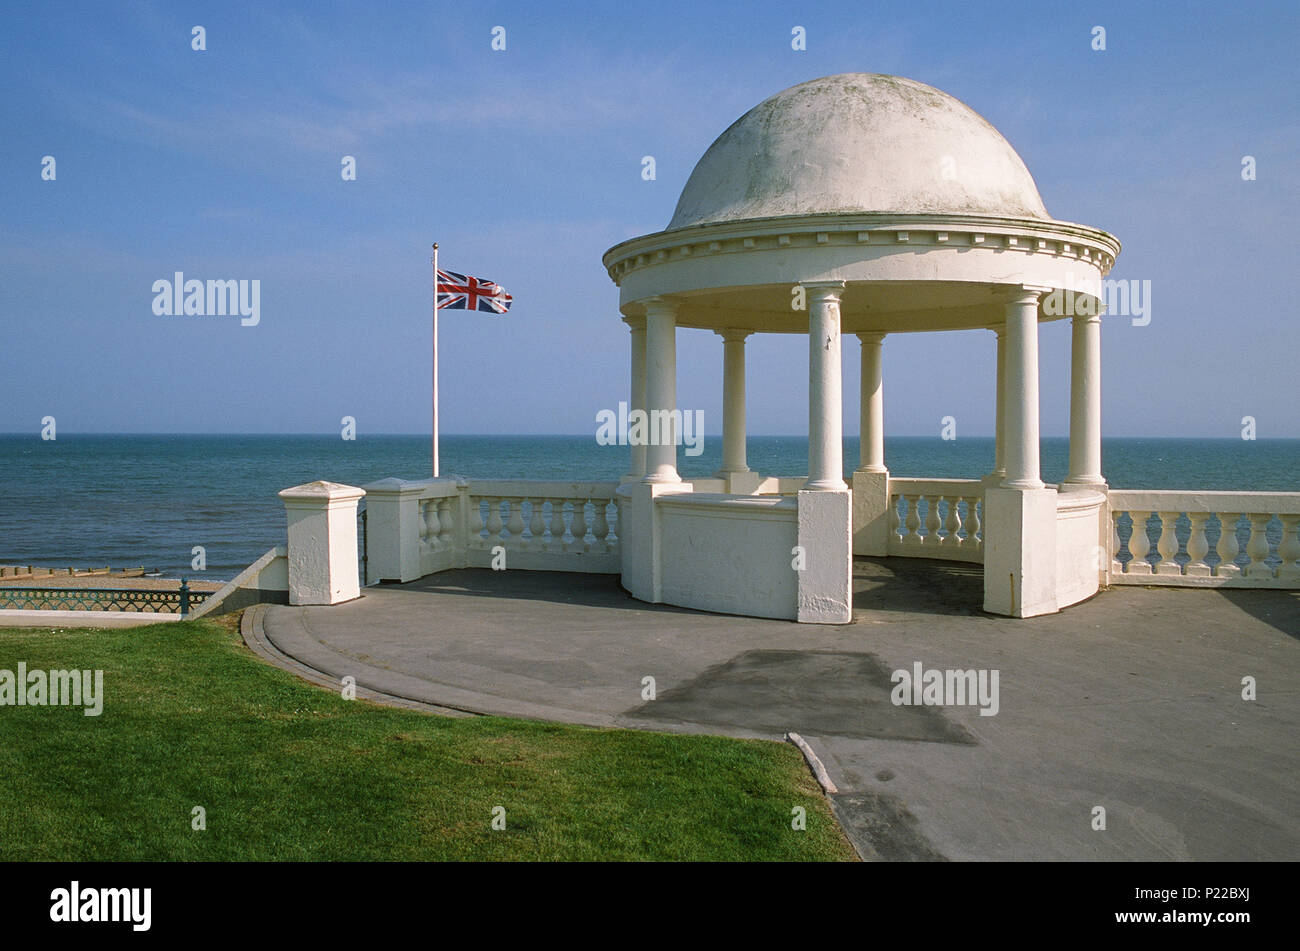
[
  {"x1": 623, "y1": 315, "x2": 647, "y2": 482},
  {"x1": 852, "y1": 332, "x2": 890, "y2": 556},
  {"x1": 279, "y1": 481, "x2": 366, "y2": 605},
  {"x1": 805, "y1": 282, "x2": 846, "y2": 491},
  {"x1": 716, "y1": 329, "x2": 751, "y2": 478},
  {"x1": 1001, "y1": 288, "x2": 1045, "y2": 490},
  {"x1": 1064, "y1": 313, "x2": 1105, "y2": 488},
  {"x1": 643, "y1": 297, "x2": 680, "y2": 484}
]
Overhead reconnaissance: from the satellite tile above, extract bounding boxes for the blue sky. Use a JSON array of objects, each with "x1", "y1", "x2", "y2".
[{"x1": 1, "y1": 0, "x2": 1296, "y2": 437}]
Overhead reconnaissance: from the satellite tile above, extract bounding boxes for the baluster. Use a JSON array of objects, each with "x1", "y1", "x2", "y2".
[
  {"x1": 1278, "y1": 515, "x2": 1300, "y2": 581},
  {"x1": 1111, "y1": 511, "x2": 1125, "y2": 573},
  {"x1": 416, "y1": 500, "x2": 431, "y2": 550},
  {"x1": 924, "y1": 495, "x2": 942, "y2": 545},
  {"x1": 943, "y1": 496, "x2": 962, "y2": 546},
  {"x1": 426, "y1": 500, "x2": 442, "y2": 551},
  {"x1": 889, "y1": 495, "x2": 902, "y2": 543},
  {"x1": 438, "y1": 498, "x2": 454, "y2": 549},
  {"x1": 904, "y1": 494, "x2": 921, "y2": 545},
  {"x1": 506, "y1": 497, "x2": 526, "y2": 549},
  {"x1": 609, "y1": 498, "x2": 622, "y2": 552},
  {"x1": 486, "y1": 497, "x2": 504, "y2": 546},
  {"x1": 591, "y1": 500, "x2": 610, "y2": 553},
  {"x1": 549, "y1": 499, "x2": 566, "y2": 552},
  {"x1": 1245, "y1": 513, "x2": 1273, "y2": 579},
  {"x1": 1215, "y1": 513, "x2": 1241, "y2": 577},
  {"x1": 569, "y1": 499, "x2": 589, "y2": 552},
  {"x1": 1155, "y1": 511, "x2": 1183, "y2": 575},
  {"x1": 469, "y1": 497, "x2": 486, "y2": 547},
  {"x1": 964, "y1": 496, "x2": 981, "y2": 549},
  {"x1": 1127, "y1": 512, "x2": 1153, "y2": 575},
  {"x1": 527, "y1": 498, "x2": 545, "y2": 551},
  {"x1": 1184, "y1": 513, "x2": 1211, "y2": 576}
]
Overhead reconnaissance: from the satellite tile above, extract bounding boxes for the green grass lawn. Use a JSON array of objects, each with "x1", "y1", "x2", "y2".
[{"x1": 0, "y1": 616, "x2": 855, "y2": 861}]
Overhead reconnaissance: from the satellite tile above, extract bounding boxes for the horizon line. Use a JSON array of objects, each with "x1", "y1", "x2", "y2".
[{"x1": 2, "y1": 432, "x2": 1296, "y2": 441}]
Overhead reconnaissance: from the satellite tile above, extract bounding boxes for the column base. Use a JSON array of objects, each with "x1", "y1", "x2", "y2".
[
  {"x1": 721, "y1": 470, "x2": 766, "y2": 495},
  {"x1": 803, "y1": 478, "x2": 848, "y2": 492},
  {"x1": 1061, "y1": 476, "x2": 1107, "y2": 491}
]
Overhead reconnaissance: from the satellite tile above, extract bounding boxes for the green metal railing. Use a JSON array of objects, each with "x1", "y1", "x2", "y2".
[{"x1": 0, "y1": 579, "x2": 209, "y2": 616}]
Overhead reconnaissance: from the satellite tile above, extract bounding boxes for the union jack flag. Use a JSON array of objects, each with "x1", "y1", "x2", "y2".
[{"x1": 436, "y1": 268, "x2": 513, "y2": 315}]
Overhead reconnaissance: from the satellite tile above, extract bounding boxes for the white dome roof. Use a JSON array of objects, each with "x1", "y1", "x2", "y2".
[{"x1": 668, "y1": 73, "x2": 1051, "y2": 230}]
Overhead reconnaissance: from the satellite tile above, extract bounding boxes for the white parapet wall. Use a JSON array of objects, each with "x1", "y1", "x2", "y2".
[
  {"x1": 656, "y1": 492, "x2": 799, "y2": 619},
  {"x1": 1055, "y1": 488, "x2": 1107, "y2": 608}
]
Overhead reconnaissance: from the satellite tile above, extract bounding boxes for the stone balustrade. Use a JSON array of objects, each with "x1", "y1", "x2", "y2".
[
  {"x1": 364, "y1": 478, "x2": 622, "y2": 583},
  {"x1": 1109, "y1": 490, "x2": 1300, "y2": 588},
  {"x1": 887, "y1": 478, "x2": 985, "y2": 563}
]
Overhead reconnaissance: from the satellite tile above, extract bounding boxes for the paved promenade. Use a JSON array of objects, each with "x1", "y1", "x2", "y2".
[{"x1": 252, "y1": 559, "x2": 1300, "y2": 861}]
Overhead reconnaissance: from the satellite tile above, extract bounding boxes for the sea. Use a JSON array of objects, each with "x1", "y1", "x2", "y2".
[{"x1": 0, "y1": 434, "x2": 1296, "y2": 581}]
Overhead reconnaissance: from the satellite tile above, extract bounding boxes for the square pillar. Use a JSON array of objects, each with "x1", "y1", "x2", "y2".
[
  {"x1": 279, "y1": 481, "x2": 366, "y2": 605},
  {"x1": 619, "y1": 480, "x2": 691, "y2": 603},
  {"x1": 361, "y1": 477, "x2": 431, "y2": 583},
  {"x1": 797, "y1": 489, "x2": 853, "y2": 623},
  {"x1": 983, "y1": 485, "x2": 1059, "y2": 618}
]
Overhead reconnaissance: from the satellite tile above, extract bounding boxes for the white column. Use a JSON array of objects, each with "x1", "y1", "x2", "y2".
[
  {"x1": 1001, "y1": 288, "x2": 1045, "y2": 490},
  {"x1": 805, "y1": 282, "x2": 846, "y2": 491},
  {"x1": 857, "y1": 332, "x2": 886, "y2": 473},
  {"x1": 993, "y1": 324, "x2": 1007, "y2": 478},
  {"x1": 623, "y1": 315, "x2": 647, "y2": 480},
  {"x1": 1064, "y1": 313, "x2": 1105, "y2": 487},
  {"x1": 716, "y1": 329, "x2": 751, "y2": 476},
  {"x1": 642, "y1": 297, "x2": 680, "y2": 484}
]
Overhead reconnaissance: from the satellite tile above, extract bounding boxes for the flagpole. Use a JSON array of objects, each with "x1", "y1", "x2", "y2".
[{"x1": 432, "y1": 242, "x2": 439, "y2": 479}]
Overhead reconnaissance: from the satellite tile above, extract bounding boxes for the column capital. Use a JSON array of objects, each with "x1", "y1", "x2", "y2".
[
  {"x1": 1003, "y1": 284, "x2": 1051, "y2": 306},
  {"x1": 621, "y1": 313, "x2": 645, "y2": 330},
  {"x1": 715, "y1": 328, "x2": 753, "y2": 343},
  {"x1": 641, "y1": 295, "x2": 679, "y2": 319},
  {"x1": 803, "y1": 279, "x2": 846, "y2": 302},
  {"x1": 856, "y1": 331, "x2": 886, "y2": 345},
  {"x1": 1070, "y1": 312, "x2": 1103, "y2": 327}
]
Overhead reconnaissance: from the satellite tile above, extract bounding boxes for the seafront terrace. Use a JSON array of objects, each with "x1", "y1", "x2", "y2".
[{"x1": 352, "y1": 475, "x2": 1300, "y2": 596}]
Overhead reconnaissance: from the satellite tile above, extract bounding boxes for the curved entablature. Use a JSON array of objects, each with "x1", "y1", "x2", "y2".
[{"x1": 603, "y1": 213, "x2": 1121, "y2": 333}]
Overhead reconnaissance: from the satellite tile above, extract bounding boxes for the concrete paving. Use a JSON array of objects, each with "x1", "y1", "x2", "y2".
[{"x1": 255, "y1": 559, "x2": 1300, "y2": 861}]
